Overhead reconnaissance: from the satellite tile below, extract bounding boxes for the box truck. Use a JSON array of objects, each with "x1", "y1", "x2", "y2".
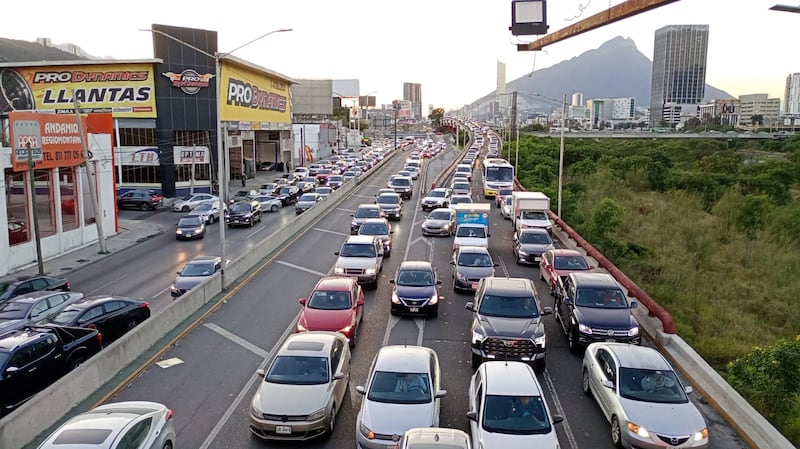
[
  {"x1": 512, "y1": 192, "x2": 552, "y2": 233},
  {"x1": 453, "y1": 203, "x2": 491, "y2": 251}
]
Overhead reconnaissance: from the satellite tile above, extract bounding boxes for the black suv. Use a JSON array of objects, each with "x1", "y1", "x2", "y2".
[
  {"x1": 554, "y1": 272, "x2": 640, "y2": 353},
  {"x1": 466, "y1": 277, "x2": 551, "y2": 371},
  {"x1": 116, "y1": 189, "x2": 163, "y2": 211},
  {"x1": 225, "y1": 200, "x2": 262, "y2": 227},
  {"x1": 272, "y1": 185, "x2": 300, "y2": 205},
  {"x1": 0, "y1": 275, "x2": 70, "y2": 302}
]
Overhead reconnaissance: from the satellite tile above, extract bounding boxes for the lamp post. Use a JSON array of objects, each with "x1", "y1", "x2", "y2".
[{"x1": 142, "y1": 27, "x2": 292, "y2": 286}]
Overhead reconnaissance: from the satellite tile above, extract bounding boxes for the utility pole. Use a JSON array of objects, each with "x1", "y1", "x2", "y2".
[
  {"x1": 393, "y1": 101, "x2": 398, "y2": 151},
  {"x1": 189, "y1": 142, "x2": 196, "y2": 195},
  {"x1": 26, "y1": 143, "x2": 44, "y2": 274},
  {"x1": 74, "y1": 98, "x2": 109, "y2": 254},
  {"x1": 511, "y1": 91, "x2": 519, "y2": 172},
  {"x1": 558, "y1": 94, "x2": 567, "y2": 219}
]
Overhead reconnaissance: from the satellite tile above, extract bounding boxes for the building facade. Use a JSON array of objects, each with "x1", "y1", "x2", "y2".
[
  {"x1": 586, "y1": 97, "x2": 635, "y2": 127},
  {"x1": 403, "y1": 82, "x2": 422, "y2": 119},
  {"x1": 698, "y1": 98, "x2": 740, "y2": 127},
  {"x1": 649, "y1": 24, "x2": 709, "y2": 127},
  {"x1": 738, "y1": 94, "x2": 781, "y2": 126},
  {"x1": 784, "y1": 73, "x2": 800, "y2": 115}
]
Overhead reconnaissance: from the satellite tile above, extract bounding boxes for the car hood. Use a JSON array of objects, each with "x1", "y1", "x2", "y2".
[
  {"x1": 228, "y1": 210, "x2": 253, "y2": 217},
  {"x1": 456, "y1": 266, "x2": 495, "y2": 279},
  {"x1": 478, "y1": 429, "x2": 558, "y2": 448},
  {"x1": 296, "y1": 201, "x2": 316, "y2": 208},
  {"x1": 475, "y1": 315, "x2": 543, "y2": 339},
  {"x1": 575, "y1": 307, "x2": 636, "y2": 329},
  {"x1": 336, "y1": 257, "x2": 378, "y2": 269},
  {"x1": 353, "y1": 217, "x2": 378, "y2": 224},
  {"x1": 518, "y1": 218, "x2": 551, "y2": 228},
  {"x1": 379, "y1": 204, "x2": 401, "y2": 211},
  {"x1": 174, "y1": 275, "x2": 210, "y2": 290},
  {"x1": 620, "y1": 397, "x2": 706, "y2": 436},
  {"x1": 361, "y1": 400, "x2": 435, "y2": 436},
  {"x1": 518, "y1": 243, "x2": 552, "y2": 255},
  {"x1": 422, "y1": 197, "x2": 445, "y2": 204},
  {"x1": 255, "y1": 382, "x2": 331, "y2": 415},
  {"x1": 299, "y1": 307, "x2": 353, "y2": 331},
  {"x1": 423, "y1": 218, "x2": 451, "y2": 227},
  {"x1": 395, "y1": 285, "x2": 435, "y2": 299},
  {"x1": 0, "y1": 318, "x2": 25, "y2": 331}
]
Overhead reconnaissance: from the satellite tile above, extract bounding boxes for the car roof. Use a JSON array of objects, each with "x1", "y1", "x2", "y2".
[
  {"x1": 402, "y1": 428, "x2": 470, "y2": 447},
  {"x1": 377, "y1": 192, "x2": 401, "y2": 198},
  {"x1": 571, "y1": 272, "x2": 620, "y2": 288},
  {"x1": 374, "y1": 345, "x2": 435, "y2": 372},
  {"x1": 399, "y1": 261, "x2": 433, "y2": 271},
  {"x1": 603, "y1": 343, "x2": 671, "y2": 371},
  {"x1": 357, "y1": 203, "x2": 380, "y2": 209},
  {"x1": 6, "y1": 291, "x2": 66, "y2": 303},
  {"x1": 314, "y1": 277, "x2": 356, "y2": 291},
  {"x1": 345, "y1": 235, "x2": 377, "y2": 244},
  {"x1": 552, "y1": 249, "x2": 585, "y2": 257},
  {"x1": 42, "y1": 401, "x2": 168, "y2": 445},
  {"x1": 2, "y1": 275, "x2": 57, "y2": 287},
  {"x1": 481, "y1": 361, "x2": 543, "y2": 396},
  {"x1": 457, "y1": 246, "x2": 490, "y2": 255},
  {"x1": 518, "y1": 228, "x2": 550, "y2": 235},
  {"x1": 67, "y1": 295, "x2": 138, "y2": 308},
  {"x1": 188, "y1": 256, "x2": 220, "y2": 264},
  {"x1": 279, "y1": 331, "x2": 341, "y2": 356},
  {"x1": 481, "y1": 277, "x2": 535, "y2": 296}
]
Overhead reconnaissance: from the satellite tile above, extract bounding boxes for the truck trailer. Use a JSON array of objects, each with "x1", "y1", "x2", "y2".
[{"x1": 512, "y1": 191, "x2": 552, "y2": 233}]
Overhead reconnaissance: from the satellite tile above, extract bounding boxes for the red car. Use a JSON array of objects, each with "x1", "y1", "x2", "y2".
[
  {"x1": 315, "y1": 168, "x2": 332, "y2": 184},
  {"x1": 539, "y1": 249, "x2": 596, "y2": 294},
  {"x1": 296, "y1": 277, "x2": 365, "y2": 347}
]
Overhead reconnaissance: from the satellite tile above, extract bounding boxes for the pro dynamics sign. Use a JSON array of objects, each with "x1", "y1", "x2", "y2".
[{"x1": 218, "y1": 61, "x2": 291, "y2": 125}]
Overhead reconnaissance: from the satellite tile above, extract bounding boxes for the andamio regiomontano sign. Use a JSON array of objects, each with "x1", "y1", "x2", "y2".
[{"x1": 8, "y1": 111, "x2": 88, "y2": 171}]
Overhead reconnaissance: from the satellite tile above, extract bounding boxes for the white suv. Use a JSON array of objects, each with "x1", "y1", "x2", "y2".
[
  {"x1": 468, "y1": 361, "x2": 563, "y2": 449},
  {"x1": 334, "y1": 235, "x2": 384, "y2": 288}
]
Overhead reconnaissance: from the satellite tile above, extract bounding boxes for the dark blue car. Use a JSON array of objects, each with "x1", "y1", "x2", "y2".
[{"x1": 388, "y1": 261, "x2": 442, "y2": 317}]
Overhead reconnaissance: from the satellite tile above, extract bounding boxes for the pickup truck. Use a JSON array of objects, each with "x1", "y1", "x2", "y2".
[
  {"x1": 0, "y1": 325, "x2": 103, "y2": 416},
  {"x1": 452, "y1": 203, "x2": 491, "y2": 251}
]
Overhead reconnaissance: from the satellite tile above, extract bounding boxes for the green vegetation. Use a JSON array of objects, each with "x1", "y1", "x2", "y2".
[{"x1": 512, "y1": 134, "x2": 800, "y2": 443}]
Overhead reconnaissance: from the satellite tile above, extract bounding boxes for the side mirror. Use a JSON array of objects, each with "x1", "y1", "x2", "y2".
[
  {"x1": 465, "y1": 302, "x2": 475, "y2": 312},
  {"x1": 436, "y1": 280, "x2": 442, "y2": 285},
  {"x1": 350, "y1": 214, "x2": 354, "y2": 217},
  {"x1": 298, "y1": 298, "x2": 306, "y2": 305},
  {"x1": 333, "y1": 372, "x2": 346, "y2": 380},
  {"x1": 334, "y1": 251, "x2": 340, "y2": 256},
  {"x1": 493, "y1": 263, "x2": 500, "y2": 267},
  {"x1": 388, "y1": 279, "x2": 395, "y2": 284},
  {"x1": 601, "y1": 379, "x2": 615, "y2": 390},
  {"x1": 435, "y1": 389, "x2": 447, "y2": 398},
  {"x1": 589, "y1": 265, "x2": 597, "y2": 270},
  {"x1": 552, "y1": 414, "x2": 565, "y2": 424},
  {"x1": 449, "y1": 261, "x2": 455, "y2": 265},
  {"x1": 5, "y1": 366, "x2": 19, "y2": 375},
  {"x1": 356, "y1": 385, "x2": 366, "y2": 395},
  {"x1": 542, "y1": 306, "x2": 553, "y2": 315},
  {"x1": 256, "y1": 368, "x2": 266, "y2": 378},
  {"x1": 177, "y1": 271, "x2": 181, "y2": 275},
  {"x1": 685, "y1": 385, "x2": 694, "y2": 394},
  {"x1": 630, "y1": 301, "x2": 638, "y2": 309},
  {"x1": 487, "y1": 233, "x2": 491, "y2": 237},
  {"x1": 357, "y1": 298, "x2": 365, "y2": 306},
  {"x1": 466, "y1": 411, "x2": 477, "y2": 422},
  {"x1": 389, "y1": 230, "x2": 394, "y2": 234}
]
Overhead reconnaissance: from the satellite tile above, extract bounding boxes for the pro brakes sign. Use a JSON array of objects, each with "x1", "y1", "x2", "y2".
[{"x1": 162, "y1": 69, "x2": 214, "y2": 95}]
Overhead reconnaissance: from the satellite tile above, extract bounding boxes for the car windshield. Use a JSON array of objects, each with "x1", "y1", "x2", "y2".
[
  {"x1": 456, "y1": 227, "x2": 486, "y2": 238},
  {"x1": 299, "y1": 194, "x2": 317, "y2": 202},
  {"x1": 482, "y1": 395, "x2": 551, "y2": 434},
  {"x1": 231, "y1": 203, "x2": 252, "y2": 212},
  {"x1": 266, "y1": 356, "x2": 329, "y2": 385},
  {"x1": 504, "y1": 197, "x2": 513, "y2": 206},
  {"x1": 193, "y1": 203, "x2": 212, "y2": 212},
  {"x1": 458, "y1": 252, "x2": 492, "y2": 267},
  {"x1": 378, "y1": 195, "x2": 400, "y2": 204},
  {"x1": 454, "y1": 183, "x2": 470, "y2": 190},
  {"x1": 427, "y1": 210, "x2": 452, "y2": 220},
  {"x1": 359, "y1": 223, "x2": 389, "y2": 236},
  {"x1": 398, "y1": 171, "x2": 411, "y2": 177},
  {"x1": 180, "y1": 262, "x2": 215, "y2": 277},
  {"x1": 521, "y1": 211, "x2": 548, "y2": 220},
  {"x1": 330, "y1": 176, "x2": 343, "y2": 182},
  {"x1": 339, "y1": 243, "x2": 377, "y2": 258},
  {"x1": 0, "y1": 301, "x2": 33, "y2": 319},
  {"x1": 618, "y1": 368, "x2": 688, "y2": 403},
  {"x1": 317, "y1": 188, "x2": 332, "y2": 194},
  {"x1": 396, "y1": 269, "x2": 434, "y2": 287},
  {"x1": 178, "y1": 217, "x2": 202, "y2": 227},
  {"x1": 428, "y1": 190, "x2": 446, "y2": 198},
  {"x1": 51, "y1": 308, "x2": 81, "y2": 325},
  {"x1": 355, "y1": 208, "x2": 380, "y2": 218},
  {"x1": 307, "y1": 290, "x2": 351, "y2": 310},
  {"x1": 451, "y1": 196, "x2": 471, "y2": 205},
  {"x1": 277, "y1": 187, "x2": 292, "y2": 194},
  {"x1": 303, "y1": 177, "x2": 316, "y2": 183},
  {"x1": 554, "y1": 256, "x2": 590, "y2": 270},
  {"x1": 179, "y1": 195, "x2": 192, "y2": 201},
  {"x1": 575, "y1": 288, "x2": 629, "y2": 308},
  {"x1": 318, "y1": 169, "x2": 331, "y2": 175},
  {"x1": 477, "y1": 294, "x2": 539, "y2": 318},
  {"x1": 0, "y1": 283, "x2": 11, "y2": 299},
  {"x1": 234, "y1": 191, "x2": 250, "y2": 197},
  {"x1": 519, "y1": 232, "x2": 552, "y2": 244},
  {"x1": 367, "y1": 371, "x2": 431, "y2": 404},
  {"x1": 392, "y1": 178, "x2": 410, "y2": 187}
]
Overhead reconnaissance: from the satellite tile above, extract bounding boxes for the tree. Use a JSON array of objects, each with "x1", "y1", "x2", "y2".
[
  {"x1": 589, "y1": 198, "x2": 624, "y2": 240},
  {"x1": 428, "y1": 107, "x2": 445, "y2": 128},
  {"x1": 751, "y1": 114, "x2": 764, "y2": 126},
  {"x1": 736, "y1": 195, "x2": 772, "y2": 240}
]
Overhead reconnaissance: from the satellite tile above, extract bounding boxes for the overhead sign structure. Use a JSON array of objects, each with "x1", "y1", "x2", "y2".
[
  {"x1": 219, "y1": 61, "x2": 291, "y2": 125},
  {"x1": 8, "y1": 111, "x2": 88, "y2": 172}
]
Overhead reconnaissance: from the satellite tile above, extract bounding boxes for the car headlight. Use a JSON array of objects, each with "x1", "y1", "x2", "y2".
[
  {"x1": 359, "y1": 421, "x2": 375, "y2": 439},
  {"x1": 250, "y1": 393, "x2": 263, "y2": 417},
  {"x1": 578, "y1": 323, "x2": 593, "y2": 334},
  {"x1": 628, "y1": 326, "x2": 640, "y2": 337},
  {"x1": 472, "y1": 330, "x2": 485, "y2": 344},
  {"x1": 307, "y1": 407, "x2": 326, "y2": 421},
  {"x1": 339, "y1": 325, "x2": 353, "y2": 334},
  {"x1": 443, "y1": 224, "x2": 450, "y2": 229},
  {"x1": 170, "y1": 285, "x2": 178, "y2": 292},
  {"x1": 391, "y1": 292, "x2": 400, "y2": 304},
  {"x1": 694, "y1": 427, "x2": 709, "y2": 441},
  {"x1": 176, "y1": 230, "x2": 183, "y2": 234},
  {"x1": 335, "y1": 267, "x2": 345, "y2": 274},
  {"x1": 296, "y1": 322, "x2": 307, "y2": 332},
  {"x1": 351, "y1": 221, "x2": 358, "y2": 227},
  {"x1": 365, "y1": 268, "x2": 377, "y2": 275},
  {"x1": 517, "y1": 249, "x2": 528, "y2": 256},
  {"x1": 429, "y1": 294, "x2": 439, "y2": 305},
  {"x1": 534, "y1": 335, "x2": 546, "y2": 347},
  {"x1": 626, "y1": 421, "x2": 650, "y2": 438}
]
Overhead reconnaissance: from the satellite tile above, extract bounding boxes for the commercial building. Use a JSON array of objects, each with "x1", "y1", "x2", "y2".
[
  {"x1": 698, "y1": 99, "x2": 740, "y2": 127},
  {"x1": 738, "y1": 94, "x2": 781, "y2": 127},
  {"x1": 403, "y1": 82, "x2": 422, "y2": 119},
  {"x1": 649, "y1": 24, "x2": 709, "y2": 127},
  {"x1": 784, "y1": 73, "x2": 800, "y2": 115},
  {"x1": 586, "y1": 97, "x2": 635, "y2": 128},
  {"x1": 292, "y1": 78, "x2": 342, "y2": 163}
]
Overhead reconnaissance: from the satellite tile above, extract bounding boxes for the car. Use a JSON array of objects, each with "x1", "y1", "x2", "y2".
[
  {"x1": 539, "y1": 249, "x2": 595, "y2": 295},
  {"x1": 226, "y1": 200, "x2": 262, "y2": 227},
  {"x1": 375, "y1": 192, "x2": 403, "y2": 221},
  {"x1": 250, "y1": 331, "x2": 351, "y2": 440},
  {"x1": 500, "y1": 196, "x2": 513, "y2": 219},
  {"x1": 328, "y1": 175, "x2": 345, "y2": 189},
  {"x1": 358, "y1": 218, "x2": 394, "y2": 257},
  {"x1": 387, "y1": 175, "x2": 400, "y2": 188},
  {"x1": 333, "y1": 235, "x2": 384, "y2": 288},
  {"x1": 0, "y1": 291, "x2": 85, "y2": 336},
  {"x1": 451, "y1": 181, "x2": 472, "y2": 197},
  {"x1": 451, "y1": 246, "x2": 497, "y2": 292},
  {"x1": 512, "y1": 228, "x2": 554, "y2": 265},
  {"x1": 356, "y1": 346, "x2": 447, "y2": 449},
  {"x1": 455, "y1": 164, "x2": 473, "y2": 181},
  {"x1": 343, "y1": 171, "x2": 358, "y2": 182},
  {"x1": 468, "y1": 361, "x2": 563, "y2": 449},
  {"x1": 421, "y1": 188, "x2": 452, "y2": 211},
  {"x1": 398, "y1": 170, "x2": 413, "y2": 180},
  {"x1": 389, "y1": 261, "x2": 443, "y2": 317},
  {"x1": 8, "y1": 218, "x2": 28, "y2": 245},
  {"x1": 259, "y1": 182, "x2": 279, "y2": 195},
  {"x1": 390, "y1": 176, "x2": 413, "y2": 200},
  {"x1": 421, "y1": 208, "x2": 456, "y2": 237},
  {"x1": 293, "y1": 166, "x2": 310, "y2": 179},
  {"x1": 296, "y1": 192, "x2": 323, "y2": 214},
  {"x1": 404, "y1": 165, "x2": 420, "y2": 180},
  {"x1": 495, "y1": 188, "x2": 514, "y2": 208},
  {"x1": 296, "y1": 277, "x2": 365, "y2": 346},
  {"x1": 554, "y1": 272, "x2": 641, "y2": 352},
  {"x1": 450, "y1": 175, "x2": 469, "y2": 188},
  {"x1": 252, "y1": 194, "x2": 283, "y2": 212},
  {"x1": 351, "y1": 203, "x2": 386, "y2": 234},
  {"x1": 37, "y1": 401, "x2": 176, "y2": 449},
  {"x1": 175, "y1": 215, "x2": 206, "y2": 240},
  {"x1": 582, "y1": 343, "x2": 709, "y2": 449},
  {"x1": 171, "y1": 193, "x2": 217, "y2": 212},
  {"x1": 466, "y1": 277, "x2": 551, "y2": 371},
  {"x1": 171, "y1": 256, "x2": 223, "y2": 298},
  {"x1": 396, "y1": 428, "x2": 471, "y2": 449},
  {"x1": 116, "y1": 189, "x2": 163, "y2": 211},
  {"x1": 46, "y1": 295, "x2": 151, "y2": 343},
  {"x1": 273, "y1": 185, "x2": 300, "y2": 206},
  {"x1": 230, "y1": 189, "x2": 259, "y2": 204},
  {"x1": 0, "y1": 275, "x2": 70, "y2": 302},
  {"x1": 316, "y1": 168, "x2": 332, "y2": 184},
  {"x1": 375, "y1": 188, "x2": 396, "y2": 197},
  {"x1": 187, "y1": 201, "x2": 223, "y2": 224},
  {"x1": 449, "y1": 194, "x2": 473, "y2": 206},
  {"x1": 316, "y1": 186, "x2": 333, "y2": 199},
  {"x1": 307, "y1": 163, "x2": 323, "y2": 176}
]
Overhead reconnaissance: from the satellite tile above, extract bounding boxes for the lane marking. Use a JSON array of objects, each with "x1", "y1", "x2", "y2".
[
  {"x1": 352, "y1": 194, "x2": 376, "y2": 199},
  {"x1": 414, "y1": 318, "x2": 425, "y2": 346},
  {"x1": 203, "y1": 323, "x2": 270, "y2": 358},
  {"x1": 275, "y1": 260, "x2": 328, "y2": 278},
  {"x1": 336, "y1": 207, "x2": 355, "y2": 213},
  {"x1": 382, "y1": 315, "x2": 401, "y2": 346},
  {"x1": 544, "y1": 370, "x2": 579, "y2": 449},
  {"x1": 497, "y1": 256, "x2": 510, "y2": 277},
  {"x1": 87, "y1": 274, "x2": 130, "y2": 295},
  {"x1": 150, "y1": 285, "x2": 171, "y2": 300},
  {"x1": 313, "y1": 227, "x2": 350, "y2": 237},
  {"x1": 247, "y1": 225, "x2": 267, "y2": 239}
]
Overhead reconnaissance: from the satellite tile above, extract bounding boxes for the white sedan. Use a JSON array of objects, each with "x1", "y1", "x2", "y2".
[
  {"x1": 252, "y1": 194, "x2": 283, "y2": 212},
  {"x1": 172, "y1": 193, "x2": 218, "y2": 212}
]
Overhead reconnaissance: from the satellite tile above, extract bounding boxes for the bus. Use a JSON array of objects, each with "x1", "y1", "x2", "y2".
[{"x1": 482, "y1": 159, "x2": 514, "y2": 198}]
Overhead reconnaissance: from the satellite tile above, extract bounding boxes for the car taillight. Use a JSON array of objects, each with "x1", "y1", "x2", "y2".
[
  {"x1": 96, "y1": 332, "x2": 103, "y2": 347},
  {"x1": 65, "y1": 281, "x2": 71, "y2": 290},
  {"x1": 87, "y1": 324, "x2": 97, "y2": 330},
  {"x1": 165, "y1": 408, "x2": 174, "y2": 421},
  {"x1": 141, "y1": 301, "x2": 150, "y2": 309}
]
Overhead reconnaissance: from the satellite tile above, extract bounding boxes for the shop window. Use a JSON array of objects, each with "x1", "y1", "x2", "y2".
[
  {"x1": 175, "y1": 164, "x2": 210, "y2": 182},
  {"x1": 5, "y1": 169, "x2": 30, "y2": 246},
  {"x1": 60, "y1": 167, "x2": 79, "y2": 232},
  {"x1": 118, "y1": 128, "x2": 155, "y2": 146},
  {"x1": 121, "y1": 165, "x2": 161, "y2": 184},
  {"x1": 33, "y1": 169, "x2": 56, "y2": 238},
  {"x1": 81, "y1": 166, "x2": 96, "y2": 225}
]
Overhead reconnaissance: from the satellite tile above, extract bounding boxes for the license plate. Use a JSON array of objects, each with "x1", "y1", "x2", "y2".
[
  {"x1": 605, "y1": 338, "x2": 617, "y2": 342},
  {"x1": 471, "y1": 283, "x2": 479, "y2": 289},
  {"x1": 409, "y1": 307, "x2": 419, "y2": 313},
  {"x1": 275, "y1": 425, "x2": 291, "y2": 435},
  {"x1": 534, "y1": 256, "x2": 541, "y2": 261}
]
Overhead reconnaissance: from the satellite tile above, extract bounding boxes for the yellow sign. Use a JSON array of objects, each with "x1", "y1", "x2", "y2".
[
  {"x1": 0, "y1": 63, "x2": 157, "y2": 118},
  {"x1": 219, "y1": 62, "x2": 291, "y2": 124}
]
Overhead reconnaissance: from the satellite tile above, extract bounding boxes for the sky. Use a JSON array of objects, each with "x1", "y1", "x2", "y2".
[{"x1": 3, "y1": 0, "x2": 797, "y2": 112}]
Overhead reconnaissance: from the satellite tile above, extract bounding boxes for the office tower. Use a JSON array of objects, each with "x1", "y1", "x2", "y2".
[
  {"x1": 572, "y1": 92, "x2": 584, "y2": 106},
  {"x1": 403, "y1": 82, "x2": 422, "y2": 119},
  {"x1": 785, "y1": 73, "x2": 800, "y2": 115}
]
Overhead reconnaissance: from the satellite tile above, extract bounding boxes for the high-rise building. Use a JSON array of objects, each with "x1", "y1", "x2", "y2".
[
  {"x1": 572, "y1": 92, "x2": 584, "y2": 106},
  {"x1": 649, "y1": 24, "x2": 709, "y2": 127},
  {"x1": 496, "y1": 61, "x2": 507, "y2": 114},
  {"x1": 784, "y1": 73, "x2": 800, "y2": 115},
  {"x1": 738, "y1": 94, "x2": 781, "y2": 126},
  {"x1": 403, "y1": 82, "x2": 422, "y2": 119}
]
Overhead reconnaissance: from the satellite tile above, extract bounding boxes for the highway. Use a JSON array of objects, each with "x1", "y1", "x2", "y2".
[{"x1": 49, "y1": 132, "x2": 746, "y2": 449}]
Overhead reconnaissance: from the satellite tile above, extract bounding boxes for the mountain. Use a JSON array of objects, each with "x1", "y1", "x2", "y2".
[
  {"x1": 476, "y1": 36, "x2": 732, "y2": 112},
  {"x1": 0, "y1": 37, "x2": 88, "y2": 63}
]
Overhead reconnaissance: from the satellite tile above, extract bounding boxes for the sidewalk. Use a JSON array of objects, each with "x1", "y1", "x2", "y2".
[{"x1": 2, "y1": 219, "x2": 164, "y2": 284}]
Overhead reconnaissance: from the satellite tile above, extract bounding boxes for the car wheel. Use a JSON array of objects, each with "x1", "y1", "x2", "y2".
[
  {"x1": 533, "y1": 357, "x2": 546, "y2": 373},
  {"x1": 582, "y1": 368, "x2": 592, "y2": 396},
  {"x1": 139, "y1": 202, "x2": 150, "y2": 211},
  {"x1": 208, "y1": 215, "x2": 215, "y2": 224},
  {"x1": 69, "y1": 356, "x2": 87, "y2": 371},
  {"x1": 470, "y1": 353, "x2": 482, "y2": 369},
  {"x1": 126, "y1": 319, "x2": 139, "y2": 331},
  {"x1": 182, "y1": 205, "x2": 190, "y2": 212},
  {"x1": 539, "y1": 269, "x2": 544, "y2": 281},
  {"x1": 611, "y1": 416, "x2": 623, "y2": 448},
  {"x1": 271, "y1": 204, "x2": 278, "y2": 212},
  {"x1": 349, "y1": 326, "x2": 357, "y2": 348},
  {"x1": 328, "y1": 405, "x2": 336, "y2": 434},
  {"x1": 163, "y1": 442, "x2": 173, "y2": 449},
  {"x1": 249, "y1": 219, "x2": 254, "y2": 227},
  {"x1": 568, "y1": 326, "x2": 580, "y2": 354}
]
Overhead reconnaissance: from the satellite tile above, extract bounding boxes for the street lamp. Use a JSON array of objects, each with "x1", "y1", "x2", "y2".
[{"x1": 142, "y1": 27, "x2": 292, "y2": 286}]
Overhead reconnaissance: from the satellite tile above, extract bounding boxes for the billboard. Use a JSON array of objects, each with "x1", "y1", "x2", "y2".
[
  {"x1": 8, "y1": 111, "x2": 88, "y2": 172},
  {"x1": 0, "y1": 63, "x2": 157, "y2": 118},
  {"x1": 219, "y1": 61, "x2": 291, "y2": 124}
]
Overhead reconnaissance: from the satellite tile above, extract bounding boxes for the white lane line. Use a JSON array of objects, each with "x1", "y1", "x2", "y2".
[
  {"x1": 198, "y1": 311, "x2": 301, "y2": 449},
  {"x1": 352, "y1": 194, "x2": 376, "y2": 199},
  {"x1": 274, "y1": 260, "x2": 328, "y2": 278},
  {"x1": 247, "y1": 225, "x2": 267, "y2": 239},
  {"x1": 151, "y1": 285, "x2": 171, "y2": 299},
  {"x1": 336, "y1": 207, "x2": 355, "y2": 213},
  {"x1": 543, "y1": 370, "x2": 579, "y2": 449},
  {"x1": 313, "y1": 227, "x2": 350, "y2": 237},
  {"x1": 497, "y1": 256, "x2": 510, "y2": 277},
  {"x1": 382, "y1": 315, "x2": 401, "y2": 346},
  {"x1": 414, "y1": 318, "x2": 425, "y2": 346},
  {"x1": 87, "y1": 274, "x2": 130, "y2": 295},
  {"x1": 203, "y1": 323, "x2": 270, "y2": 358}
]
